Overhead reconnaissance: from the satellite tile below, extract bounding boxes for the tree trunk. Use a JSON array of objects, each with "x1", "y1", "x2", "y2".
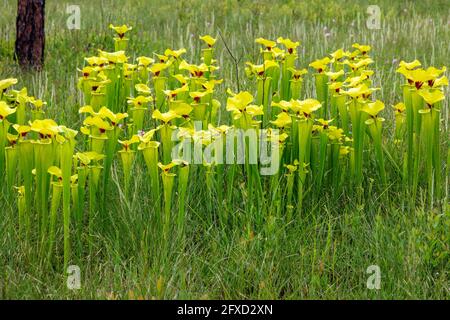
[{"x1": 15, "y1": 0, "x2": 45, "y2": 70}]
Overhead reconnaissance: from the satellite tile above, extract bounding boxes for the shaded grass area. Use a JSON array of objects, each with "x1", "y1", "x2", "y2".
[
  {"x1": 0, "y1": 0, "x2": 449, "y2": 299},
  {"x1": 2, "y1": 194, "x2": 449, "y2": 299}
]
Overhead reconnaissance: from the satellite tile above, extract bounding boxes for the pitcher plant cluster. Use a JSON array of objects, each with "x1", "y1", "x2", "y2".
[{"x1": 0, "y1": 24, "x2": 447, "y2": 269}]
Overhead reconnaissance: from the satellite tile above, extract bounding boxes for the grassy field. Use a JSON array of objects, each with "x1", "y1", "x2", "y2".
[{"x1": 0, "y1": 0, "x2": 449, "y2": 299}]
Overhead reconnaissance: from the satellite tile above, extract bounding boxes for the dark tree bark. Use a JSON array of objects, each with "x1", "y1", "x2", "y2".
[{"x1": 15, "y1": 0, "x2": 45, "y2": 70}]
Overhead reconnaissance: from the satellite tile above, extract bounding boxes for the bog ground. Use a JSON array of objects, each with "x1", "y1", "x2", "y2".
[{"x1": 0, "y1": 0, "x2": 449, "y2": 299}]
